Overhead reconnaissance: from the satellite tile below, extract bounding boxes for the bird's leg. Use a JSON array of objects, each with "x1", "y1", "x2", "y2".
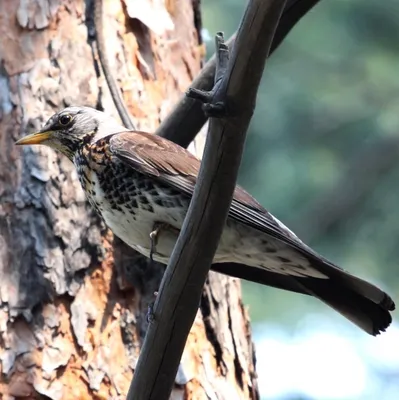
[
  {"x1": 147, "y1": 222, "x2": 174, "y2": 323},
  {"x1": 149, "y1": 222, "x2": 175, "y2": 262},
  {"x1": 150, "y1": 223, "x2": 202, "y2": 312},
  {"x1": 149, "y1": 224, "x2": 161, "y2": 263}
]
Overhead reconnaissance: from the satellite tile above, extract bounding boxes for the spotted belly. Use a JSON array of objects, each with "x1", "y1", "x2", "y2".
[
  {"x1": 81, "y1": 168, "x2": 188, "y2": 262},
  {"x1": 77, "y1": 163, "x2": 326, "y2": 279}
]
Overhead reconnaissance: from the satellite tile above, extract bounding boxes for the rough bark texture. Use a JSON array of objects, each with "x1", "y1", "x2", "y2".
[{"x1": 0, "y1": 1, "x2": 258, "y2": 399}]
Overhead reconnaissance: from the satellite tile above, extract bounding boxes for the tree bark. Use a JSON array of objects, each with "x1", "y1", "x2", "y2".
[{"x1": 0, "y1": 1, "x2": 258, "y2": 399}]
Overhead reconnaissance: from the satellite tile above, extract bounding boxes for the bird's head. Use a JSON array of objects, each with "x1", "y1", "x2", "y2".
[{"x1": 16, "y1": 106, "x2": 125, "y2": 160}]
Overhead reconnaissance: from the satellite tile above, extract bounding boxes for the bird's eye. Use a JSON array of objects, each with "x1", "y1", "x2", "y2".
[{"x1": 58, "y1": 114, "x2": 72, "y2": 126}]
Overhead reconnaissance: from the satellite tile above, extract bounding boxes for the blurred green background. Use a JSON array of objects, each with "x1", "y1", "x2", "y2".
[{"x1": 202, "y1": 1, "x2": 399, "y2": 398}]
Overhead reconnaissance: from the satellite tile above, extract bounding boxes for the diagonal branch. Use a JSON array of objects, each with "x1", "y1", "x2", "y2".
[
  {"x1": 127, "y1": 1, "x2": 287, "y2": 399},
  {"x1": 156, "y1": 0, "x2": 321, "y2": 148}
]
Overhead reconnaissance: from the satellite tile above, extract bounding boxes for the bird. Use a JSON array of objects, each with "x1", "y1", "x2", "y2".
[{"x1": 16, "y1": 106, "x2": 395, "y2": 335}]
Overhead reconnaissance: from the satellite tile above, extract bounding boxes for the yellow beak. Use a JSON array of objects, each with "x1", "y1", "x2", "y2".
[{"x1": 15, "y1": 131, "x2": 52, "y2": 145}]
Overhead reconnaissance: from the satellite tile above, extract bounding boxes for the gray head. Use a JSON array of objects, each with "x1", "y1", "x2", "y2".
[{"x1": 16, "y1": 106, "x2": 126, "y2": 160}]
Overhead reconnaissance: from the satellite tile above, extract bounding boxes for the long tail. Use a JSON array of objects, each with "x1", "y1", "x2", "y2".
[{"x1": 211, "y1": 261, "x2": 395, "y2": 335}]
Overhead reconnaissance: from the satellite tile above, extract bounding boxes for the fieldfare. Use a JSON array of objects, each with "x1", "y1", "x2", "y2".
[{"x1": 16, "y1": 106, "x2": 395, "y2": 335}]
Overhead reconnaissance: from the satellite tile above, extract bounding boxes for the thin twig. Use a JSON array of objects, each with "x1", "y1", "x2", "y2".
[
  {"x1": 94, "y1": 0, "x2": 135, "y2": 129},
  {"x1": 127, "y1": 1, "x2": 287, "y2": 399},
  {"x1": 156, "y1": 0, "x2": 321, "y2": 148}
]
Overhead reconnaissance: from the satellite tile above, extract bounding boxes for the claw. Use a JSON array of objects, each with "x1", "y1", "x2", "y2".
[{"x1": 146, "y1": 291, "x2": 159, "y2": 323}]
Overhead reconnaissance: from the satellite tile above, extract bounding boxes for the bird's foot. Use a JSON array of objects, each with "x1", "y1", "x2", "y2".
[{"x1": 146, "y1": 290, "x2": 159, "y2": 323}]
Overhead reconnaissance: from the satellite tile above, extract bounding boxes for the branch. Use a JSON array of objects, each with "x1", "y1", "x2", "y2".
[
  {"x1": 127, "y1": 1, "x2": 287, "y2": 399},
  {"x1": 94, "y1": 0, "x2": 135, "y2": 129},
  {"x1": 156, "y1": 0, "x2": 321, "y2": 148}
]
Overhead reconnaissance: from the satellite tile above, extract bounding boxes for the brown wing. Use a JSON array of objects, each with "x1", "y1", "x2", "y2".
[
  {"x1": 109, "y1": 131, "x2": 264, "y2": 209},
  {"x1": 109, "y1": 131, "x2": 326, "y2": 252}
]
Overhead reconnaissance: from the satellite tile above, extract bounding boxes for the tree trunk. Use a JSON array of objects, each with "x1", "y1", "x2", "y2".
[{"x1": 0, "y1": 1, "x2": 258, "y2": 399}]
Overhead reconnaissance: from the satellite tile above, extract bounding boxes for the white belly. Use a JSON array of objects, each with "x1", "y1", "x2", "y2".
[
  {"x1": 87, "y1": 171, "x2": 326, "y2": 278},
  {"x1": 102, "y1": 204, "x2": 183, "y2": 263}
]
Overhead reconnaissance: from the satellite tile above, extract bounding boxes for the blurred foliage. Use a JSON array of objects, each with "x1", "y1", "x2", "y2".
[{"x1": 202, "y1": 0, "x2": 399, "y2": 325}]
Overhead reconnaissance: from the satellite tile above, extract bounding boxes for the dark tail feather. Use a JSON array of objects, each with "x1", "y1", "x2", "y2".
[
  {"x1": 294, "y1": 277, "x2": 393, "y2": 335},
  {"x1": 211, "y1": 262, "x2": 395, "y2": 335},
  {"x1": 212, "y1": 262, "x2": 309, "y2": 294}
]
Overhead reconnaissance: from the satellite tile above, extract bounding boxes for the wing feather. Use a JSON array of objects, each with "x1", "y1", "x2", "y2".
[{"x1": 109, "y1": 131, "x2": 314, "y2": 251}]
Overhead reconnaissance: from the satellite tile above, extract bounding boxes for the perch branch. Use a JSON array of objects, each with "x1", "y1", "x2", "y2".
[
  {"x1": 156, "y1": 0, "x2": 321, "y2": 148},
  {"x1": 127, "y1": 1, "x2": 287, "y2": 399}
]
